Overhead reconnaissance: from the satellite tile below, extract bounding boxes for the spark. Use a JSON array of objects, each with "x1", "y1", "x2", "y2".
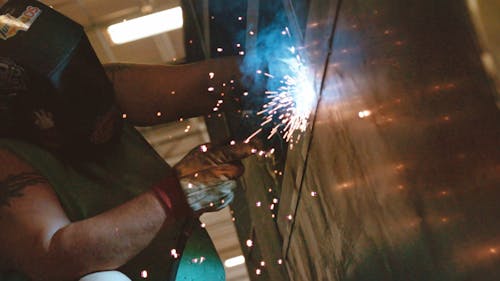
[
  {"x1": 200, "y1": 145, "x2": 208, "y2": 152},
  {"x1": 245, "y1": 33, "x2": 316, "y2": 143},
  {"x1": 246, "y1": 239, "x2": 253, "y2": 247},
  {"x1": 244, "y1": 128, "x2": 263, "y2": 143},
  {"x1": 358, "y1": 110, "x2": 372, "y2": 118},
  {"x1": 170, "y1": 249, "x2": 179, "y2": 259}
]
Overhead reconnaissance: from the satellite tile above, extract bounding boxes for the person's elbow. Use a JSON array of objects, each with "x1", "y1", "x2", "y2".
[{"x1": 23, "y1": 227, "x2": 123, "y2": 281}]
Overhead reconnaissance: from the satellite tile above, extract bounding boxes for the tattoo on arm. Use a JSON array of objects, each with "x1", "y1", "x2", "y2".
[{"x1": 0, "y1": 172, "x2": 49, "y2": 207}]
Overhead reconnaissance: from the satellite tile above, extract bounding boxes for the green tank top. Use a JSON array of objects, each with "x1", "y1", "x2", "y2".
[{"x1": 0, "y1": 123, "x2": 224, "y2": 281}]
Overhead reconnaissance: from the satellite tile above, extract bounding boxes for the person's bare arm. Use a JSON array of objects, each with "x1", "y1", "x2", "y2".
[
  {"x1": 105, "y1": 57, "x2": 242, "y2": 126},
  {"x1": 0, "y1": 140, "x2": 254, "y2": 281},
  {"x1": 0, "y1": 149, "x2": 170, "y2": 281}
]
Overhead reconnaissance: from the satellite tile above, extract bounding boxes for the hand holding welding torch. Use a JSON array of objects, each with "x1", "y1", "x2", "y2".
[{"x1": 172, "y1": 141, "x2": 257, "y2": 215}]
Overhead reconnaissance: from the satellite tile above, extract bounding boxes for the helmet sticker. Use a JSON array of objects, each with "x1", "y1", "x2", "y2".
[{"x1": 0, "y1": 6, "x2": 42, "y2": 40}]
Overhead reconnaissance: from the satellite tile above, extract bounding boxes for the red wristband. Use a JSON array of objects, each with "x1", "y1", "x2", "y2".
[{"x1": 152, "y1": 176, "x2": 193, "y2": 219}]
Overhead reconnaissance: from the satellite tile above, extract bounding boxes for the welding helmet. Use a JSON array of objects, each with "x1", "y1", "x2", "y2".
[{"x1": 0, "y1": 0, "x2": 121, "y2": 158}]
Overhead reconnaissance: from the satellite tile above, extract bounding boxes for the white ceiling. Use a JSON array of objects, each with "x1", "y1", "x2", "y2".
[{"x1": 43, "y1": 0, "x2": 185, "y2": 64}]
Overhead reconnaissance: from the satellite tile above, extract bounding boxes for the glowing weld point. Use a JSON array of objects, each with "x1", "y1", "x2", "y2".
[
  {"x1": 250, "y1": 53, "x2": 316, "y2": 143},
  {"x1": 200, "y1": 145, "x2": 208, "y2": 152}
]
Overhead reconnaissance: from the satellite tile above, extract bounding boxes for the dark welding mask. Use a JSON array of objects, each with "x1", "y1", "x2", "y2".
[{"x1": 0, "y1": 0, "x2": 121, "y2": 158}]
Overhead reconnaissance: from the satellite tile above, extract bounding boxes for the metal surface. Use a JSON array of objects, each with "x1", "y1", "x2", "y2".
[{"x1": 278, "y1": 0, "x2": 500, "y2": 280}]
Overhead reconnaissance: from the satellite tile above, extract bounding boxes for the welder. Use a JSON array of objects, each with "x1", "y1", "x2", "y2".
[{"x1": 0, "y1": 1, "x2": 250, "y2": 280}]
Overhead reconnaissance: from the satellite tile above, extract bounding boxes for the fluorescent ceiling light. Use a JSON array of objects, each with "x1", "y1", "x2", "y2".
[
  {"x1": 107, "y1": 6, "x2": 183, "y2": 45},
  {"x1": 224, "y1": 255, "x2": 245, "y2": 268}
]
